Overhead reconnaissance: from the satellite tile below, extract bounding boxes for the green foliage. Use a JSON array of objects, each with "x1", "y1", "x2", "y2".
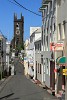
[{"x1": 16, "y1": 43, "x2": 24, "y2": 51}]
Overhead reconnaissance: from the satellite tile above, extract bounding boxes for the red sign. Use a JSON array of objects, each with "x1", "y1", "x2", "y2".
[
  {"x1": 50, "y1": 42, "x2": 63, "y2": 51},
  {"x1": 54, "y1": 69, "x2": 57, "y2": 73}
]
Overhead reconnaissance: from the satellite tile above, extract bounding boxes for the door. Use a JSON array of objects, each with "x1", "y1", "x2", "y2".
[
  {"x1": 36, "y1": 61, "x2": 37, "y2": 80},
  {"x1": 50, "y1": 61, "x2": 55, "y2": 90}
]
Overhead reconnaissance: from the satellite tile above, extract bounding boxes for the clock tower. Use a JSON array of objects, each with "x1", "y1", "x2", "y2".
[{"x1": 13, "y1": 13, "x2": 24, "y2": 51}]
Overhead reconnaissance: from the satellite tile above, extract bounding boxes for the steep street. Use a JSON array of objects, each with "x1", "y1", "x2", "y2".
[{"x1": 0, "y1": 58, "x2": 59, "y2": 100}]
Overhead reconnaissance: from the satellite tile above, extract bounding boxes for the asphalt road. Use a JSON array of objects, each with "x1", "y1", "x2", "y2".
[
  {"x1": 0, "y1": 58, "x2": 59, "y2": 100},
  {"x1": 14, "y1": 58, "x2": 24, "y2": 75}
]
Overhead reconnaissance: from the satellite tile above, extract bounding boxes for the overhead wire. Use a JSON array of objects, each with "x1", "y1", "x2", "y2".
[
  {"x1": 13, "y1": 0, "x2": 41, "y2": 17},
  {"x1": 7, "y1": 0, "x2": 42, "y2": 17},
  {"x1": 7, "y1": 0, "x2": 19, "y2": 6}
]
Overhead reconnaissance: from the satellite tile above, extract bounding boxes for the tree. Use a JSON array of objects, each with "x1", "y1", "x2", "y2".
[{"x1": 16, "y1": 43, "x2": 24, "y2": 52}]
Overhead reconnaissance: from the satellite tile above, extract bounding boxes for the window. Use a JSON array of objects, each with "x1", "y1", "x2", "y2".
[
  {"x1": 38, "y1": 44, "x2": 39, "y2": 50},
  {"x1": 42, "y1": 32, "x2": 43, "y2": 45},
  {"x1": 16, "y1": 38, "x2": 19, "y2": 45},
  {"x1": 41, "y1": 55, "x2": 43, "y2": 64},
  {"x1": 16, "y1": 23, "x2": 19, "y2": 30},
  {"x1": 44, "y1": 35, "x2": 45, "y2": 45},
  {"x1": 46, "y1": 58, "x2": 48, "y2": 74},
  {"x1": 58, "y1": 23, "x2": 61, "y2": 39},
  {"x1": 40, "y1": 43, "x2": 41, "y2": 51},
  {"x1": 54, "y1": 23, "x2": 56, "y2": 31},
  {"x1": 46, "y1": 36, "x2": 48, "y2": 46},
  {"x1": 40, "y1": 64, "x2": 41, "y2": 74},
  {"x1": 63, "y1": 21, "x2": 66, "y2": 36},
  {"x1": 38, "y1": 63, "x2": 39, "y2": 73},
  {"x1": 35, "y1": 44, "x2": 37, "y2": 50},
  {"x1": 36, "y1": 61, "x2": 37, "y2": 67}
]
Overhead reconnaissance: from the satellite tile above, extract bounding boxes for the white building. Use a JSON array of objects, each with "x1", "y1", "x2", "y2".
[
  {"x1": 40, "y1": 0, "x2": 56, "y2": 88},
  {"x1": 30, "y1": 27, "x2": 41, "y2": 79},
  {"x1": 39, "y1": 0, "x2": 64, "y2": 96},
  {"x1": 6, "y1": 41, "x2": 10, "y2": 75},
  {"x1": 24, "y1": 27, "x2": 41, "y2": 78},
  {"x1": 34, "y1": 37, "x2": 41, "y2": 82}
]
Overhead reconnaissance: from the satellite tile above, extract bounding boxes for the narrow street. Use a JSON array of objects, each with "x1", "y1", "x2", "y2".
[{"x1": 0, "y1": 58, "x2": 59, "y2": 100}]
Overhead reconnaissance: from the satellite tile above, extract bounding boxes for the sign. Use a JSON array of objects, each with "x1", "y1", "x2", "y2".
[
  {"x1": 63, "y1": 69, "x2": 67, "y2": 75},
  {"x1": 54, "y1": 69, "x2": 57, "y2": 73},
  {"x1": 50, "y1": 42, "x2": 63, "y2": 51}
]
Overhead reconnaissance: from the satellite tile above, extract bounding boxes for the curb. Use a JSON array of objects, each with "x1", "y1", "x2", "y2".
[
  {"x1": 0, "y1": 76, "x2": 13, "y2": 93},
  {"x1": 0, "y1": 78, "x2": 6, "y2": 86},
  {"x1": 30, "y1": 79, "x2": 61, "y2": 99},
  {"x1": 46, "y1": 88, "x2": 62, "y2": 99}
]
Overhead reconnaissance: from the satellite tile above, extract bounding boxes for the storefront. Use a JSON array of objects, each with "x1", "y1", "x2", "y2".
[{"x1": 56, "y1": 56, "x2": 66, "y2": 94}]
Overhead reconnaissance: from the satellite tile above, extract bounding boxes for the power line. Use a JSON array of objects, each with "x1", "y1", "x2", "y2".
[
  {"x1": 8, "y1": 0, "x2": 42, "y2": 17},
  {"x1": 7, "y1": 0, "x2": 19, "y2": 6},
  {"x1": 13, "y1": 0, "x2": 41, "y2": 17}
]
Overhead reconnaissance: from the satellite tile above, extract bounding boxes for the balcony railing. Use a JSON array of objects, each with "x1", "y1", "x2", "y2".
[
  {"x1": 42, "y1": 0, "x2": 52, "y2": 4},
  {"x1": 39, "y1": 0, "x2": 52, "y2": 11}
]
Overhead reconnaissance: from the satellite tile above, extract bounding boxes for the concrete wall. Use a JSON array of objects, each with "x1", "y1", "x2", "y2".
[
  {"x1": 57, "y1": 0, "x2": 67, "y2": 97},
  {"x1": 35, "y1": 52, "x2": 42, "y2": 82},
  {"x1": 30, "y1": 27, "x2": 41, "y2": 36},
  {"x1": 57, "y1": 0, "x2": 67, "y2": 40},
  {"x1": 6, "y1": 41, "x2": 10, "y2": 73},
  {"x1": 35, "y1": 32, "x2": 41, "y2": 41},
  {"x1": 35, "y1": 39, "x2": 42, "y2": 82}
]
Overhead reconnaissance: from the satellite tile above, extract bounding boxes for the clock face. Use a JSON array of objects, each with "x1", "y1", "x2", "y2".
[{"x1": 16, "y1": 30, "x2": 20, "y2": 35}]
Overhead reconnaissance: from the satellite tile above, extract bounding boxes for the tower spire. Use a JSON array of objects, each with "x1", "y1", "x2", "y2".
[{"x1": 14, "y1": 13, "x2": 17, "y2": 20}]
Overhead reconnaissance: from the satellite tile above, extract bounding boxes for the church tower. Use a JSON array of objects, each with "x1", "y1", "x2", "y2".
[{"x1": 13, "y1": 13, "x2": 24, "y2": 51}]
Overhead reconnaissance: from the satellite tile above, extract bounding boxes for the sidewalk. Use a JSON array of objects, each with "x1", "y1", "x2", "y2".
[
  {"x1": 30, "y1": 78, "x2": 62, "y2": 99},
  {"x1": 0, "y1": 78, "x2": 6, "y2": 85},
  {"x1": 0, "y1": 76, "x2": 13, "y2": 93}
]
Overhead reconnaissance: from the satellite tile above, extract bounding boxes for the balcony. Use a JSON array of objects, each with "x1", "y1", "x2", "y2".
[
  {"x1": 42, "y1": 0, "x2": 52, "y2": 4},
  {"x1": 39, "y1": 0, "x2": 52, "y2": 11},
  {"x1": 39, "y1": 3, "x2": 49, "y2": 12},
  {"x1": 39, "y1": 5, "x2": 47, "y2": 11}
]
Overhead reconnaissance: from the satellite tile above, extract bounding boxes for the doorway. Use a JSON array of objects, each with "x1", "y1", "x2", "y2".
[{"x1": 50, "y1": 61, "x2": 55, "y2": 90}]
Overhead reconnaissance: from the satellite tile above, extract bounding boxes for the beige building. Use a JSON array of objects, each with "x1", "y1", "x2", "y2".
[
  {"x1": 56, "y1": 0, "x2": 67, "y2": 99},
  {"x1": 24, "y1": 39, "x2": 30, "y2": 75}
]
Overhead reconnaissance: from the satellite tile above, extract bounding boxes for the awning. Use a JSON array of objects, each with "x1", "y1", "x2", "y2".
[{"x1": 56, "y1": 56, "x2": 67, "y2": 66}]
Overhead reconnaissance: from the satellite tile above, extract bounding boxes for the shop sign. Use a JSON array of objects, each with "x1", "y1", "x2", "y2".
[
  {"x1": 50, "y1": 42, "x2": 63, "y2": 51},
  {"x1": 63, "y1": 69, "x2": 67, "y2": 75}
]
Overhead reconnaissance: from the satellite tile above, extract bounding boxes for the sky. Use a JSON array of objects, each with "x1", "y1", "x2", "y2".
[{"x1": 0, "y1": 0, "x2": 42, "y2": 41}]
